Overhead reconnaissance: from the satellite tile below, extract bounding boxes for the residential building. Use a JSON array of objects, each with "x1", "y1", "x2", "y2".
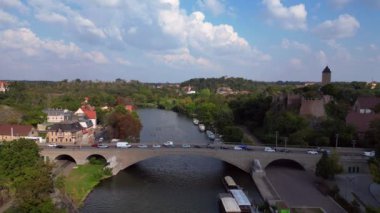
[
  {"x1": 216, "y1": 87, "x2": 234, "y2": 95},
  {"x1": 0, "y1": 81, "x2": 9, "y2": 93},
  {"x1": 43, "y1": 108, "x2": 73, "y2": 123},
  {"x1": 46, "y1": 122, "x2": 83, "y2": 144},
  {"x1": 74, "y1": 105, "x2": 97, "y2": 128},
  {"x1": 346, "y1": 96, "x2": 380, "y2": 136},
  {"x1": 0, "y1": 124, "x2": 38, "y2": 141}
]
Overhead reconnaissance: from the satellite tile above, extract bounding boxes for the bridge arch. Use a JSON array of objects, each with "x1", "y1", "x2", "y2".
[
  {"x1": 55, "y1": 154, "x2": 77, "y2": 164},
  {"x1": 265, "y1": 159, "x2": 305, "y2": 170},
  {"x1": 113, "y1": 153, "x2": 251, "y2": 175},
  {"x1": 86, "y1": 154, "x2": 108, "y2": 165}
]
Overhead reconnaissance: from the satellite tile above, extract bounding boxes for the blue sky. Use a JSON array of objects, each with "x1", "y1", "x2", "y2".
[{"x1": 0, "y1": 0, "x2": 379, "y2": 82}]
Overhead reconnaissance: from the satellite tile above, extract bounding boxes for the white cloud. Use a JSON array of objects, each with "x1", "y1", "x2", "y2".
[
  {"x1": 35, "y1": 12, "x2": 68, "y2": 24},
  {"x1": 314, "y1": 14, "x2": 360, "y2": 40},
  {"x1": 262, "y1": 0, "x2": 307, "y2": 30},
  {"x1": 115, "y1": 57, "x2": 131, "y2": 65},
  {"x1": 0, "y1": 0, "x2": 27, "y2": 12},
  {"x1": 281, "y1": 39, "x2": 310, "y2": 52},
  {"x1": 197, "y1": 0, "x2": 226, "y2": 16},
  {"x1": 289, "y1": 58, "x2": 302, "y2": 69},
  {"x1": 0, "y1": 9, "x2": 19, "y2": 25},
  {"x1": 0, "y1": 28, "x2": 108, "y2": 64},
  {"x1": 28, "y1": 0, "x2": 106, "y2": 41},
  {"x1": 330, "y1": 0, "x2": 352, "y2": 8},
  {"x1": 370, "y1": 44, "x2": 378, "y2": 50},
  {"x1": 316, "y1": 50, "x2": 328, "y2": 65}
]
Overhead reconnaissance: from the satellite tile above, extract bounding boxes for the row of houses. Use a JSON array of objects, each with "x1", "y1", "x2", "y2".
[{"x1": 0, "y1": 100, "x2": 98, "y2": 144}]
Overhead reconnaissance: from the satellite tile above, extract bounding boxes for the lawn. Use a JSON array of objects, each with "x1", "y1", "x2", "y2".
[{"x1": 64, "y1": 164, "x2": 111, "y2": 206}]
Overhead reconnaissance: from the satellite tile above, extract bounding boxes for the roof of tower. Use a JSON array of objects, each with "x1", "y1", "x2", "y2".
[{"x1": 322, "y1": 66, "x2": 331, "y2": 73}]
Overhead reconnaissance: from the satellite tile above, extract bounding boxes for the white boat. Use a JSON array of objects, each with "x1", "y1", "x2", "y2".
[
  {"x1": 198, "y1": 124, "x2": 205, "y2": 131},
  {"x1": 206, "y1": 130, "x2": 215, "y2": 140},
  {"x1": 193, "y1": 118, "x2": 199, "y2": 125},
  {"x1": 163, "y1": 141, "x2": 174, "y2": 147}
]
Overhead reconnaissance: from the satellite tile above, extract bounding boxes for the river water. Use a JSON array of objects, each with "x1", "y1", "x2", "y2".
[{"x1": 80, "y1": 109, "x2": 262, "y2": 213}]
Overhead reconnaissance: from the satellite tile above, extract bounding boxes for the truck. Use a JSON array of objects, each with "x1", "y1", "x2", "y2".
[{"x1": 116, "y1": 142, "x2": 132, "y2": 148}]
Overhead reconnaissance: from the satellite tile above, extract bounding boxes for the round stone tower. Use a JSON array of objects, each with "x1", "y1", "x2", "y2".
[{"x1": 322, "y1": 66, "x2": 331, "y2": 85}]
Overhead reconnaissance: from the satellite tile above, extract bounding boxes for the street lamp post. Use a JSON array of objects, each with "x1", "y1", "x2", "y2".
[
  {"x1": 275, "y1": 131, "x2": 278, "y2": 148},
  {"x1": 335, "y1": 133, "x2": 339, "y2": 148},
  {"x1": 284, "y1": 137, "x2": 288, "y2": 149}
]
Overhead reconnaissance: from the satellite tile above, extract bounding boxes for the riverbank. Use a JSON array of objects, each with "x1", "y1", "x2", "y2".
[{"x1": 64, "y1": 164, "x2": 112, "y2": 206}]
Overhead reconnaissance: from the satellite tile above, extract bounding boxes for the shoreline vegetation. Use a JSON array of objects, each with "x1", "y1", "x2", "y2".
[{"x1": 62, "y1": 159, "x2": 112, "y2": 207}]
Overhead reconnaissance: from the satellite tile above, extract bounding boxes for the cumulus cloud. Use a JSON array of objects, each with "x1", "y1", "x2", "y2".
[
  {"x1": 35, "y1": 12, "x2": 68, "y2": 24},
  {"x1": 28, "y1": 0, "x2": 106, "y2": 42},
  {"x1": 0, "y1": 9, "x2": 19, "y2": 26},
  {"x1": 314, "y1": 14, "x2": 360, "y2": 40},
  {"x1": 281, "y1": 39, "x2": 310, "y2": 52},
  {"x1": 262, "y1": 0, "x2": 307, "y2": 30},
  {"x1": 197, "y1": 0, "x2": 226, "y2": 16},
  {"x1": 0, "y1": 0, "x2": 27, "y2": 12},
  {"x1": 0, "y1": 28, "x2": 108, "y2": 64},
  {"x1": 115, "y1": 57, "x2": 131, "y2": 65}
]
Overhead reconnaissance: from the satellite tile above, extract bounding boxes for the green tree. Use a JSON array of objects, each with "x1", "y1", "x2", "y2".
[
  {"x1": 315, "y1": 151, "x2": 343, "y2": 179},
  {"x1": 106, "y1": 105, "x2": 142, "y2": 141},
  {"x1": 221, "y1": 126, "x2": 243, "y2": 143}
]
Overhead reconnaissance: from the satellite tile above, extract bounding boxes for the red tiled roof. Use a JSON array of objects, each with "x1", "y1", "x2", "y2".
[
  {"x1": 356, "y1": 96, "x2": 380, "y2": 109},
  {"x1": 346, "y1": 111, "x2": 380, "y2": 133},
  {"x1": 81, "y1": 106, "x2": 97, "y2": 119},
  {"x1": 0, "y1": 124, "x2": 34, "y2": 136}
]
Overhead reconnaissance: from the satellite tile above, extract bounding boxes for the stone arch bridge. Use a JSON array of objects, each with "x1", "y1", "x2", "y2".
[{"x1": 41, "y1": 147, "x2": 328, "y2": 175}]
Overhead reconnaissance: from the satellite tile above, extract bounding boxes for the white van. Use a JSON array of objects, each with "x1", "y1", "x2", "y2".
[{"x1": 116, "y1": 142, "x2": 132, "y2": 148}]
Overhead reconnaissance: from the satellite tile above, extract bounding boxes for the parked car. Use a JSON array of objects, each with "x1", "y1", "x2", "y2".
[
  {"x1": 91, "y1": 143, "x2": 98, "y2": 147},
  {"x1": 264, "y1": 147, "x2": 275, "y2": 152},
  {"x1": 234, "y1": 146, "x2": 243, "y2": 150},
  {"x1": 47, "y1": 143, "x2": 57, "y2": 147},
  {"x1": 307, "y1": 150, "x2": 319, "y2": 155},
  {"x1": 182, "y1": 144, "x2": 191, "y2": 148}
]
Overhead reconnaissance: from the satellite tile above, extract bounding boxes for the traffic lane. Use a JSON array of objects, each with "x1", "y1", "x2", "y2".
[{"x1": 266, "y1": 167, "x2": 345, "y2": 212}]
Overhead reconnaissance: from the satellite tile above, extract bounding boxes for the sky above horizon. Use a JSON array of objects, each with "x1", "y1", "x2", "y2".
[{"x1": 0, "y1": 0, "x2": 379, "y2": 82}]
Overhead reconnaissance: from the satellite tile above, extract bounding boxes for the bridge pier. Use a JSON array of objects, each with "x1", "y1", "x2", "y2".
[{"x1": 250, "y1": 159, "x2": 282, "y2": 206}]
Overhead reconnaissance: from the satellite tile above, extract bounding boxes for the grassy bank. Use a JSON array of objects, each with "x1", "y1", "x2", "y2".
[{"x1": 64, "y1": 164, "x2": 111, "y2": 206}]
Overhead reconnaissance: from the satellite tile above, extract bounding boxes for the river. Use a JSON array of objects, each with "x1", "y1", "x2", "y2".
[{"x1": 80, "y1": 109, "x2": 262, "y2": 213}]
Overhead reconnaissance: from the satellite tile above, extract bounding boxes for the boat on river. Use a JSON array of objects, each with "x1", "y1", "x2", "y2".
[
  {"x1": 222, "y1": 176, "x2": 241, "y2": 191},
  {"x1": 198, "y1": 124, "x2": 205, "y2": 131},
  {"x1": 206, "y1": 130, "x2": 215, "y2": 140},
  {"x1": 193, "y1": 118, "x2": 199, "y2": 125},
  {"x1": 218, "y1": 193, "x2": 241, "y2": 213}
]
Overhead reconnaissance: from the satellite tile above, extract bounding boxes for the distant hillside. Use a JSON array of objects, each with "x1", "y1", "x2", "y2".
[
  {"x1": 180, "y1": 77, "x2": 267, "y2": 92},
  {"x1": 0, "y1": 105, "x2": 23, "y2": 124}
]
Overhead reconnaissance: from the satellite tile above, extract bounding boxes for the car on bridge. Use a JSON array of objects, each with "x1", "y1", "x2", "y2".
[
  {"x1": 307, "y1": 150, "x2": 318, "y2": 155},
  {"x1": 153, "y1": 144, "x2": 161, "y2": 148},
  {"x1": 264, "y1": 147, "x2": 275, "y2": 152},
  {"x1": 47, "y1": 143, "x2": 57, "y2": 147},
  {"x1": 97, "y1": 144, "x2": 109, "y2": 148},
  {"x1": 182, "y1": 144, "x2": 191, "y2": 148},
  {"x1": 138, "y1": 144, "x2": 148, "y2": 148}
]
